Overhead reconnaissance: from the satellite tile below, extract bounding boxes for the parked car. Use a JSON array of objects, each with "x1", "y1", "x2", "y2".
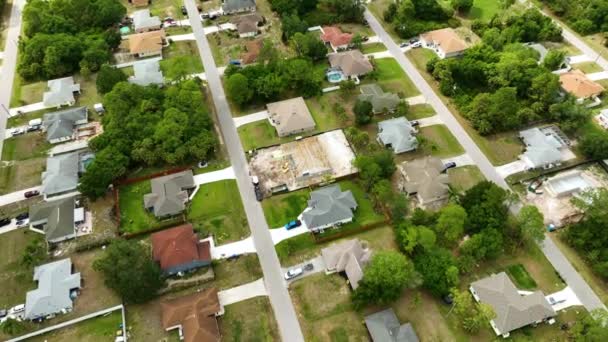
[
  {"x1": 229, "y1": 59, "x2": 242, "y2": 66},
  {"x1": 16, "y1": 212, "x2": 28, "y2": 220},
  {"x1": 284, "y1": 268, "x2": 303, "y2": 280},
  {"x1": 409, "y1": 38, "x2": 419, "y2": 44},
  {"x1": 8, "y1": 304, "x2": 24, "y2": 314},
  {"x1": 164, "y1": 20, "x2": 177, "y2": 27},
  {"x1": 0, "y1": 309, "x2": 7, "y2": 319},
  {"x1": 197, "y1": 160, "x2": 209, "y2": 168},
  {"x1": 24, "y1": 190, "x2": 40, "y2": 198},
  {"x1": 410, "y1": 120, "x2": 419, "y2": 127},
  {"x1": 442, "y1": 294, "x2": 453, "y2": 305},
  {"x1": 16, "y1": 220, "x2": 28, "y2": 228},
  {"x1": 11, "y1": 128, "x2": 25, "y2": 136},
  {"x1": 361, "y1": 35, "x2": 369, "y2": 42},
  {"x1": 181, "y1": 5, "x2": 188, "y2": 16},
  {"x1": 284, "y1": 219, "x2": 302, "y2": 230},
  {"x1": 227, "y1": 254, "x2": 240, "y2": 261},
  {"x1": 443, "y1": 161, "x2": 457, "y2": 170},
  {"x1": 254, "y1": 187, "x2": 264, "y2": 201},
  {"x1": 0, "y1": 218, "x2": 10, "y2": 227},
  {"x1": 26, "y1": 125, "x2": 41, "y2": 132},
  {"x1": 399, "y1": 42, "x2": 409, "y2": 48},
  {"x1": 411, "y1": 41, "x2": 422, "y2": 48},
  {"x1": 251, "y1": 175, "x2": 259, "y2": 186},
  {"x1": 304, "y1": 263, "x2": 314, "y2": 271},
  {"x1": 547, "y1": 224, "x2": 557, "y2": 232}
]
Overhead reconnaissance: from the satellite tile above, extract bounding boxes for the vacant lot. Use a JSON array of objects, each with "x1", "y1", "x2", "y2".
[
  {"x1": 0, "y1": 230, "x2": 42, "y2": 309},
  {"x1": 361, "y1": 42, "x2": 386, "y2": 54},
  {"x1": 2, "y1": 133, "x2": 51, "y2": 161},
  {"x1": 262, "y1": 188, "x2": 310, "y2": 228},
  {"x1": 188, "y1": 180, "x2": 250, "y2": 244},
  {"x1": 219, "y1": 297, "x2": 279, "y2": 342},
  {"x1": 306, "y1": 92, "x2": 355, "y2": 131},
  {"x1": 407, "y1": 104, "x2": 435, "y2": 119},
  {"x1": 119, "y1": 180, "x2": 162, "y2": 234},
  {"x1": 10, "y1": 78, "x2": 46, "y2": 107},
  {"x1": 371, "y1": 57, "x2": 420, "y2": 98},
  {"x1": 467, "y1": 0, "x2": 502, "y2": 21},
  {"x1": 29, "y1": 310, "x2": 122, "y2": 342},
  {"x1": 160, "y1": 40, "x2": 204, "y2": 79},
  {"x1": 447, "y1": 165, "x2": 486, "y2": 193},
  {"x1": 418, "y1": 124, "x2": 465, "y2": 158},
  {"x1": 0, "y1": 157, "x2": 45, "y2": 195}
]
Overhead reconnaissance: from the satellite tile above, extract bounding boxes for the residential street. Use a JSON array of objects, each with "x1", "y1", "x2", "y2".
[{"x1": 184, "y1": 1, "x2": 305, "y2": 340}]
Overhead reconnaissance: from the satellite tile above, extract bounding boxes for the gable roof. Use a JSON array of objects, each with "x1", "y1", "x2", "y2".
[
  {"x1": 230, "y1": 13, "x2": 262, "y2": 34},
  {"x1": 222, "y1": 0, "x2": 256, "y2": 12},
  {"x1": 320, "y1": 26, "x2": 353, "y2": 47},
  {"x1": 41, "y1": 152, "x2": 80, "y2": 197},
  {"x1": 42, "y1": 107, "x2": 88, "y2": 142},
  {"x1": 471, "y1": 272, "x2": 555, "y2": 335},
  {"x1": 144, "y1": 170, "x2": 195, "y2": 217},
  {"x1": 421, "y1": 28, "x2": 468, "y2": 54},
  {"x1": 25, "y1": 259, "x2": 81, "y2": 320},
  {"x1": 559, "y1": 69, "x2": 605, "y2": 99},
  {"x1": 321, "y1": 239, "x2": 371, "y2": 289},
  {"x1": 132, "y1": 9, "x2": 161, "y2": 31},
  {"x1": 130, "y1": 59, "x2": 164, "y2": 86},
  {"x1": 129, "y1": 30, "x2": 165, "y2": 54},
  {"x1": 365, "y1": 308, "x2": 419, "y2": 342},
  {"x1": 43, "y1": 77, "x2": 80, "y2": 107},
  {"x1": 267, "y1": 97, "x2": 316, "y2": 136},
  {"x1": 161, "y1": 288, "x2": 221, "y2": 342},
  {"x1": 29, "y1": 196, "x2": 76, "y2": 242},
  {"x1": 400, "y1": 157, "x2": 449, "y2": 203},
  {"x1": 519, "y1": 127, "x2": 563, "y2": 167},
  {"x1": 151, "y1": 224, "x2": 211, "y2": 272},
  {"x1": 328, "y1": 50, "x2": 373, "y2": 77},
  {"x1": 377, "y1": 117, "x2": 418, "y2": 154},
  {"x1": 358, "y1": 84, "x2": 401, "y2": 113},
  {"x1": 302, "y1": 184, "x2": 357, "y2": 229}
]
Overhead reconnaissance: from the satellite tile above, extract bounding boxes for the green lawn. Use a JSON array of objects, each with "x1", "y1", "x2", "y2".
[
  {"x1": 506, "y1": 264, "x2": 538, "y2": 290},
  {"x1": 1, "y1": 133, "x2": 51, "y2": 161},
  {"x1": 372, "y1": 57, "x2": 421, "y2": 98},
  {"x1": 219, "y1": 297, "x2": 279, "y2": 342},
  {"x1": 0, "y1": 158, "x2": 46, "y2": 195},
  {"x1": 188, "y1": 180, "x2": 250, "y2": 244},
  {"x1": 447, "y1": 165, "x2": 486, "y2": 193},
  {"x1": 572, "y1": 62, "x2": 603, "y2": 74},
  {"x1": 262, "y1": 188, "x2": 310, "y2": 228},
  {"x1": 407, "y1": 104, "x2": 436, "y2": 119},
  {"x1": 160, "y1": 41, "x2": 204, "y2": 80},
  {"x1": 237, "y1": 120, "x2": 294, "y2": 151},
  {"x1": 361, "y1": 42, "x2": 387, "y2": 54},
  {"x1": 0, "y1": 230, "x2": 43, "y2": 309},
  {"x1": 305, "y1": 92, "x2": 353, "y2": 130},
  {"x1": 28, "y1": 311, "x2": 123, "y2": 342},
  {"x1": 10, "y1": 78, "x2": 46, "y2": 107},
  {"x1": 7, "y1": 109, "x2": 47, "y2": 128},
  {"x1": 119, "y1": 180, "x2": 163, "y2": 234},
  {"x1": 418, "y1": 124, "x2": 465, "y2": 158},
  {"x1": 467, "y1": 0, "x2": 502, "y2": 21}
]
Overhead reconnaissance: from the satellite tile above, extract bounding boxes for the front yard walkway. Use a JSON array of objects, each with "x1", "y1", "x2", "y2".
[
  {"x1": 218, "y1": 278, "x2": 267, "y2": 307},
  {"x1": 495, "y1": 159, "x2": 527, "y2": 178},
  {"x1": 546, "y1": 287, "x2": 583, "y2": 312},
  {"x1": 233, "y1": 110, "x2": 269, "y2": 128}
]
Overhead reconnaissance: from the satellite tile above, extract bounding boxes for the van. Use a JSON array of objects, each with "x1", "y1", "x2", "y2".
[
  {"x1": 251, "y1": 176, "x2": 259, "y2": 186},
  {"x1": 9, "y1": 304, "x2": 25, "y2": 314}
]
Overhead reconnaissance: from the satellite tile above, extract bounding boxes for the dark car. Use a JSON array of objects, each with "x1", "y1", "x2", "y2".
[
  {"x1": 443, "y1": 161, "x2": 457, "y2": 171},
  {"x1": 442, "y1": 294, "x2": 453, "y2": 305},
  {"x1": 181, "y1": 5, "x2": 188, "y2": 16},
  {"x1": 16, "y1": 212, "x2": 28, "y2": 221},
  {"x1": 285, "y1": 219, "x2": 302, "y2": 230},
  {"x1": 0, "y1": 218, "x2": 11, "y2": 227},
  {"x1": 24, "y1": 190, "x2": 40, "y2": 198},
  {"x1": 399, "y1": 42, "x2": 409, "y2": 48},
  {"x1": 410, "y1": 120, "x2": 419, "y2": 127},
  {"x1": 254, "y1": 187, "x2": 264, "y2": 201},
  {"x1": 409, "y1": 38, "x2": 419, "y2": 44},
  {"x1": 304, "y1": 263, "x2": 314, "y2": 271}
]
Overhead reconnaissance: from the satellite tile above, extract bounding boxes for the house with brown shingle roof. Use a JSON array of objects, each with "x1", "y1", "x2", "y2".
[
  {"x1": 267, "y1": 97, "x2": 316, "y2": 137},
  {"x1": 398, "y1": 156, "x2": 450, "y2": 209},
  {"x1": 128, "y1": 29, "x2": 166, "y2": 57},
  {"x1": 559, "y1": 69, "x2": 605, "y2": 100},
  {"x1": 321, "y1": 239, "x2": 371, "y2": 290},
  {"x1": 320, "y1": 26, "x2": 353, "y2": 52},
  {"x1": 328, "y1": 49, "x2": 373, "y2": 81},
  {"x1": 151, "y1": 224, "x2": 211, "y2": 275},
  {"x1": 230, "y1": 13, "x2": 263, "y2": 38},
  {"x1": 161, "y1": 288, "x2": 222, "y2": 342},
  {"x1": 421, "y1": 28, "x2": 469, "y2": 59}
]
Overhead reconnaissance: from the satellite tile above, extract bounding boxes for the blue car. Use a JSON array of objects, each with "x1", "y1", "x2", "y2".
[{"x1": 285, "y1": 219, "x2": 302, "y2": 230}]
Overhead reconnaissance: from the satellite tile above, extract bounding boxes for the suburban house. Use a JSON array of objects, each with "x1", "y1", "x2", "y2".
[
  {"x1": 230, "y1": 13, "x2": 263, "y2": 38},
  {"x1": 421, "y1": 28, "x2": 468, "y2": 59},
  {"x1": 398, "y1": 156, "x2": 450, "y2": 209},
  {"x1": 129, "y1": 30, "x2": 166, "y2": 58},
  {"x1": 130, "y1": 0, "x2": 149, "y2": 7},
  {"x1": 129, "y1": 59, "x2": 164, "y2": 86},
  {"x1": 327, "y1": 50, "x2": 373, "y2": 82},
  {"x1": 222, "y1": 0, "x2": 256, "y2": 14},
  {"x1": 29, "y1": 196, "x2": 84, "y2": 244},
  {"x1": 320, "y1": 26, "x2": 353, "y2": 52},
  {"x1": 41, "y1": 151, "x2": 94, "y2": 199},
  {"x1": 358, "y1": 84, "x2": 401, "y2": 114},
  {"x1": 241, "y1": 39, "x2": 263, "y2": 64},
  {"x1": 42, "y1": 77, "x2": 81, "y2": 108},
  {"x1": 365, "y1": 308, "x2": 419, "y2": 342},
  {"x1": 25, "y1": 258, "x2": 81, "y2": 320},
  {"x1": 302, "y1": 184, "x2": 357, "y2": 232},
  {"x1": 267, "y1": 97, "x2": 316, "y2": 137},
  {"x1": 377, "y1": 117, "x2": 418, "y2": 154},
  {"x1": 321, "y1": 239, "x2": 371, "y2": 289},
  {"x1": 519, "y1": 127, "x2": 565, "y2": 170},
  {"x1": 132, "y1": 9, "x2": 161, "y2": 33},
  {"x1": 161, "y1": 288, "x2": 222, "y2": 342},
  {"x1": 144, "y1": 170, "x2": 196, "y2": 218},
  {"x1": 544, "y1": 169, "x2": 597, "y2": 198},
  {"x1": 151, "y1": 224, "x2": 212, "y2": 276},
  {"x1": 470, "y1": 272, "x2": 556, "y2": 337},
  {"x1": 559, "y1": 69, "x2": 605, "y2": 101},
  {"x1": 42, "y1": 107, "x2": 88, "y2": 144}
]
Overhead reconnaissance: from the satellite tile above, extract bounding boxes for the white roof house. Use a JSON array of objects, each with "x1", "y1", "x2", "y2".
[
  {"x1": 377, "y1": 117, "x2": 418, "y2": 154},
  {"x1": 129, "y1": 59, "x2": 164, "y2": 86},
  {"x1": 132, "y1": 9, "x2": 162, "y2": 32},
  {"x1": 43, "y1": 77, "x2": 81, "y2": 108},
  {"x1": 519, "y1": 128, "x2": 564, "y2": 169}
]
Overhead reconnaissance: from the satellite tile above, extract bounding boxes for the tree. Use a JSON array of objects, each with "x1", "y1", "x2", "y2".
[
  {"x1": 79, "y1": 146, "x2": 129, "y2": 199},
  {"x1": 394, "y1": 101, "x2": 409, "y2": 117},
  {"x1": 450, "y1": 289, "x2": 496, "y2": 334},
  {"x1": 579, "y1": 130, "x2": 608, "y2": 160},
  {"x1": 1, "y1": 318, "x2": 26, "y2": 336},
  {"x1": 352, "y1": 251, "x2": 420, "y2": 307},
  {"x1": 96, "y1": 64, "x2": 127, "y2": 94},
  {"x1": 94, "y1": 240, "x2": 165, "y2": 303},
  {"x1": 281, "y1": 13, "x2": 308, "y2": 40},
  {"x1": 320, "y1": 0, "x2": 365, "y2": 23},
  {"x1": 414, "y1": 247, "x2": 459, "y2": 296},
  {"x1": 460, "y1": 181, "x2": 509, "y2": 233},
  {"x1": 435, "y1": 204, "x2": 467, "y2": 245},
  {"x1": 542, "y1": 49, "x2": 566, "y2": 71},
  {"x1": 339, "y1": 79, "x2": 357, "y2": 98},
  {"x1": 345, "y1": 127, "x2": 370, "y2": 151},
  {"x1": 451, "y1": 0, "x2": 473, "y2": 14},
  {"x1": 351, "y1": 34, "x2": 364, "y2": 50},
  {"x1": 226, "y1": 73, "x2": 253, "y2": 106},
  {"x1": 21, "y1": 238, "x2": 47, "y2": 267},
  {"x1": 571, "y1": 309, "x2": 608, "y2": 341},
  {"x1": 517, "y1": 205, "x2": 545, "y2": 246},
  {"x1": 289, "y1": 32, "x2": 327, "y2": 61},
  {"x1": 353, "y1": 99, "x2": 373, "y2": 125}
]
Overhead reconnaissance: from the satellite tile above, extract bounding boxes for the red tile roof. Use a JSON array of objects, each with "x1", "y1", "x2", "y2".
[
  {"x1": 320, "y1": 26, "x2": 353, "y2": 48},
  {"x1": 151, "y1": 224, "x2": 211, "y2": 271}
]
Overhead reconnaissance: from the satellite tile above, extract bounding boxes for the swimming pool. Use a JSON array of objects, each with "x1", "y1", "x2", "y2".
[{"x1": 326, "y1": 70, "x2": 344, "y2": 83}]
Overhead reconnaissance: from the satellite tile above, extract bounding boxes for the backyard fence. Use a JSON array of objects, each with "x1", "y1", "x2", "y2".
[
  {"x1": 312, "y1": 219, "x2": 389, "y2": 244},
  {"x1": 507, "y1": 159, "x2": 595, "y2": 185}
]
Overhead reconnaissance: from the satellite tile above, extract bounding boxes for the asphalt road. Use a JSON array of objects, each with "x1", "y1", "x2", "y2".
[
  {"x1": 365, "y1": 9, "x2": 607, "y2": 312},
  {"x1": 183, "y1": 1, "x2": 305, "y2": 341},
  {"x1": 0, "y1": 0, "x2": 25, "y2": 156}
]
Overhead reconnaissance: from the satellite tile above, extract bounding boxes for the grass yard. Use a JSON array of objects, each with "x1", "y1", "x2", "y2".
[
  {"x1": 160, "y1": 40, "x2": 204, "y2": 79},
  {"x1": 360, "y1": 42, "x2": 386, "y2": 54},
  {"x1": 372, "y1": 57, "x2": 421, "y2": 98},
  {"x1": 466, "y1": 0, "x2": 502, "y2": 21},
  {"x1": 0, "y1": 230, "x2": 43, "y2": 309},
  {"x1": 119, "y1": 180, "x2": 163, "y2": 234},
  {"x1": 0, "y1": 157, "x2": 46, "y2": 195},
  {"x1": 571, "y1": 62, "x2": 604, "y2": 74},
  {"x1": 290, "y1": 273, "x2": 369, "y2": 341},
  {"x1": 219, "y1": 297, "x2": 279, "y2": 342},
  {"x1": 10, "y1": 77, "x2": 46, "y2": 107},
  {"x1": 1, "y1": 133, "x2": 51, "y2": 161},
  {"x1": 447, "y1": 165, "x2": 486, "y2": 193},
  {"x1": 0, "y1": 0, "x2": 12, "y2": 49},
  {"x1": 506, "y1": 264, "x2": 538, "y2": 290},
  {"x1": 407, "y1": 104, "x2": 436, "y2": 119},
  {"x1": 7, "y1": 109, "x2": 47, "y2": 128},
  {"x1": 188, "y1": 180, "x2": 250, "y2": 244},
  {"x1": 305, "y1": 92, "x2": 354, "y2": 131},
  {"x1": 237, "y1": 120, "x2": 296, "y2": 151},
  {"x1": 262, "y1": 188, "x2": 310, "y2": 228},
  {"x1": 583, "y1": 33, "x2": 608, "y2": 61},
  {"x1": 367, "y1": 0, "x2": 401, "y2": 41},
  {"x1": 28, "y1": 310, "x2": 122, "y2": 342},
  {"x1": 418, "y1": 124, "x2": 465, "y2": 158}
]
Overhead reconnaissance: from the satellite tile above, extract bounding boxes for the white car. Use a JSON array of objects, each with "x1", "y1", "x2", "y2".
[
  {"x1": 11, "y1": 128, "x2": 25, "y2": 136},
  {"x1": 284, "y1": 268, "x2": 303, "y2": 280},
  {"x1": 411, "y1": 41, "x2": 422, "y2": 48}
]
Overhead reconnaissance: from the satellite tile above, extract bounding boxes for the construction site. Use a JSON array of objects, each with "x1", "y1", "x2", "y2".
[{"x1": 249, "y1": 130, "x2": 357, "y2": 194}]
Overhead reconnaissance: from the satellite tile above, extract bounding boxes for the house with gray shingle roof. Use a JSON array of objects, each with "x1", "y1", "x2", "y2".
[
  {"x1": 328, "y1": 50, "x2": 373, "y2": 80},
  {"x1": 519, "y1": 127, "x2": 564, "y2": 169},
  {"x1": 43, "y1": 77, "x2": 81, "y2": 108},
  {"x1": 377, "y1": 117, "x2": 418, "y2": 154},
  {"x1": 302, "y1": 184, "x2": 357, "y2": 232},
  {"x1": 358, "y1": 84, "x2": 401, "y2": 114},
  {"x1": 42, "y1": 107, "x2": 88, "y2": 144},
  {"x1": 25, "y1": 258, "x2": 81, "y2": 320},
  {"x1": 222, "y1": 0, "x2": 256, "y2": 14},
  {"x1": 470, "y1": 272, "x2": 556, "y2": 337},
  {"x1": 144, "y1": 170, "x2": 195, "y2": 218},
  {"x1": 321, "y1": 239, "x2": 371, "y2": 289},
  {"x1": 365, "y1": 308, "x2": 419, "y2": 342},
  {"x1": 398, "y1": 156, "x2": 450, "y2": 209},
  {"x1": 41, "y1": 153, "x2": 79, "y2": 199},
  {"x1": 29, "y1": 196, "x2": 83, "y2": 244},
  {"x1": 132, "y1": 9, "x2": 162, "y2": 33},
  {"x1": 267, "y1": 97, "x2": 316, "y2": 137},
  {"x1": 129, "y1": 59, "x2": 164, "y2": 86}
]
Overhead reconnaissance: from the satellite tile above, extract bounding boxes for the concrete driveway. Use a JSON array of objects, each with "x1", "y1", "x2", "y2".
[
  {"x1": 193, "y1": 166, "x2": 235, "y2": 185},
  {"x1": 168, "y1": 33, "x2": 195, "y2": 41},
  {"x1": 405, "y1": 94, "x2": 426, "y2": 105},
  {"x1": 204, "y1": 236, "x2": 256, "y2": 259},
  {"x1": 270, "y1": 225, "x2": 309, "y2": 245},
  {"x1": 0, "y1": 186, "x2": 41, "y2": 207},
  {"x1": 218, "y1": 278, "x2": 267, "y2": 307},
  {"x1": 568, "y1": 54, "x2": 592, "y2": 64},
  {"x1": 546, "y1": 287, "x2": 583, "y2": 312},
  {"x1": 587, "y1": 71, "x2": 608, "y2": 81},
  {"x1": 9, "y1": 102, "x2": 49, "y2": 116},
  {"x1": 495, "y1": 160, "x2": 527, "y2": 178},
  {"x1": 282, "y1": 256, "x2": 325, "y2": 286},
  {"x1": 233, "y1": 110, "x2": 269, "y2": 128},
  {"x1": 416, "y1": 115, "x2": 442, "y2": 127},
  {"x1": 441, "y1": 153, "x2": 474, "y2": 167}
]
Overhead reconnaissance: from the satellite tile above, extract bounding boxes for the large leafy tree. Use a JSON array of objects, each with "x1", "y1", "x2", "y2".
[
  {"x1": 450, "y1": 289, "x2": 496, "y2": 334},
  {"x1": 226, "y1": 73, "x2": 253, "y2": 106},
  {"x1": 516, "y1": 205, "x2": 545, "y2": 246},
  {"x1": 434, "y1": 204, "x2": 467, "y2": 246},
  {"x1": 460, "y1": 181, "x2": 509, "y2": 234},
  {"x1": 414, "y1": 247, "x2": 460, "y2": 296},
  {"x1": 96, "y1": 64, "x2": 127, "y2": 94},
  {"x1": 94, "y1": 240, "x2": 165, "y2": 303}
]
